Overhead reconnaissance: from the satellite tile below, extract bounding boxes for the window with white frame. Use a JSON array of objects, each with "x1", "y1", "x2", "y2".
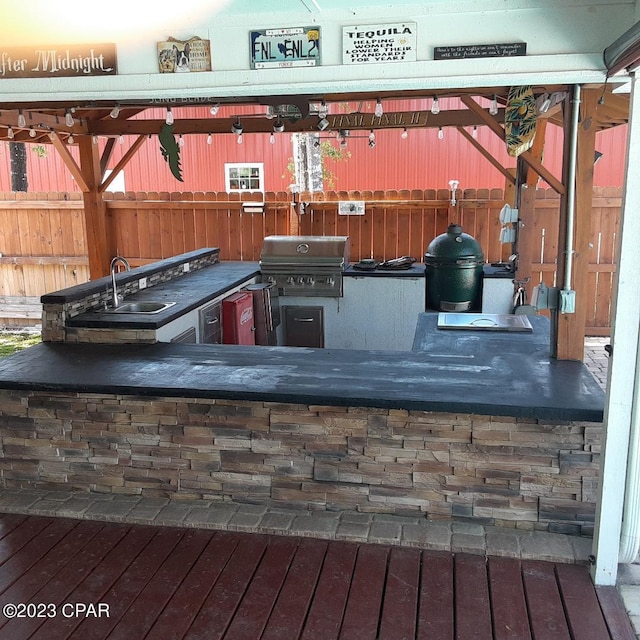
[{"x1": 225, "y1": 163, "x2": 264, "y2": 192}]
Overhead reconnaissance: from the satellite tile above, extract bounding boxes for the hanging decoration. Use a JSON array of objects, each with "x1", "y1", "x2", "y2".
[
  {"x1": 158, "y1": 124, "x2": 183, "y2": 182},
  {"x1": 504, "y1": 85, "x2": 537, "y2": 157}
]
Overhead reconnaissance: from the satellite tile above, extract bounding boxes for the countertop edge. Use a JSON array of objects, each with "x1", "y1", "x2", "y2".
[{"x1": 0, "y1": 379, "x2": 604, "y2": 423}]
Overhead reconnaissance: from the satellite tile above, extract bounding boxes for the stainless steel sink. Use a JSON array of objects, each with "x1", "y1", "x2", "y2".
[{"x1": 109, "y1": 301, "x2": 176, "y2": 314}]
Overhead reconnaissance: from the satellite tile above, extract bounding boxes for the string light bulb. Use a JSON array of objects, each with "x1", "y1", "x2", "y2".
[
  {"x1": 438, "y1": 127, "x2": 444, "y2": 140},
  {"x1": 374, "y1": 99, "x2": 384, "y2": 118},
  {"x1": 368, "y1": 130, "x2": 376, "y2": 148},
  {"x1": 431, "y1": 96, "x2": 440, "y2": 115},
  {"x1": 237, "y1": 133, "x2": 243, "y2": 144},
  {"x1": 110, "y1": 104, "x2": 120, "y2": 119},
  {"x1": 68, "y1": 134, "x2": 74, "y2": 144},
  {"x1": 118, "y1": 135, "x2": 124, "y2": 144},
  {"x1": 489, "y1": 95, "x2": 499, "y2": 116},
  {"x1": 92, "y1": 135, "x2": 98, "y2": 144},
  {"x1": 65, "y1": 110, "x2": 74, "y2": 127},
  {"x1": 29, "y1": 127, "x2": 37, "y2": 138},
  {"x1": 401, "y1": 128, "x2": 408, "y2": 139},
  {"x1": 209, "y1": 104, "x2": 219, "y2": 116},
  {"x1": 207, "y1": 133, "x2": 212, "y2": 145},
  {"x1": 7, "y1": 126, "x2": 14, "y2": 139},
  {"x1": 178, "y1": 134, "x2": 184, "y2": 147},
  {"x1": 472, "y1": 125, "x2": 478, "y2": 139},
  {"x1": 17, "y1": 110, "x2": 26, "y2": 128},
  {"x1": 165, "y1": 107, "x2": 174, "y2": 125},
  {"x1": 270, "y1": 132, "x2": 275, "y2": 144}
]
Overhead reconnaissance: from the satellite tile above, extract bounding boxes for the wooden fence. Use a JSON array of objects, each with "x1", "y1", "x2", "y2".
[{"x1": 0, "y1": 188, "x2": 621, "y2": 334}]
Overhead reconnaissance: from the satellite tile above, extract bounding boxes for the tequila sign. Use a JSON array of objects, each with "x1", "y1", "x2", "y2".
[{"x1": 250, "y1": 27, "x2": 321, "y2": 69}]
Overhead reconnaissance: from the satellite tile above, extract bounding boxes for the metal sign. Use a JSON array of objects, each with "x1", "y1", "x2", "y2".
[
  {"x1": 0, "y1": 44, "x2": 117, "y2": 79},
  {"x1": 339, "y1": 201, "x2": 365, "y2": 216},
  {"x1": 250, "y1": 27, "x2": 321, "y2": 69},
  {"x1": 434, "y1": 43, "x2": 526, "y2": 60},
  {"x1": 157, "y1": 37, "x2": 211, "y2": 73},
  {"x1": 342, "y1": 23, "x2": 417, "y2": 64}
]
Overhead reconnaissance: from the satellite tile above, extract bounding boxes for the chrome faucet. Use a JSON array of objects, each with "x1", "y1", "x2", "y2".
[{"x1": 110, "y1": 256, "x2": 131, "y2": 308}]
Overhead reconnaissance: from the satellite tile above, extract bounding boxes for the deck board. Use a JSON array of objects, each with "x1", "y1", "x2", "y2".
[
  {"x1": 522, "y1": 560, "x2": 572, "y2": 640},
  {"x1": 0, "y1": 515, "x2": 631, "y2": 640},
  {"x1": 455, "y1": 553, "x2": 493, "y2": 640},
  {"x1": 488, "y1": 556, "x2": 532, "y2": 640}
]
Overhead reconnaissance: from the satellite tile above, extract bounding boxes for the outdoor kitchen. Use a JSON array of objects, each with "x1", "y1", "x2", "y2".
[{"x1": 0, "y1": 235, "x2": 605, "y2": 536}]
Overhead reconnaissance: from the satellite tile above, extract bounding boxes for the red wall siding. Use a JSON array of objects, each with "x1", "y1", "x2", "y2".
[{"x1": 0, "y1": 103, "x2": 627, "y2": 193}]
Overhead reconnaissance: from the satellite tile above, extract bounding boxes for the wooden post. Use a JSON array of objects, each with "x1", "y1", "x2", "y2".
[
  {"x1": 555, "y1": 88, "x2": 598, "y2": 361},
  {"x1": 77, "y1": 136, "x2": 111, "y2": 279},
  {"x1": 514, "y1": 184, "x2": 536, "y2": 302}
]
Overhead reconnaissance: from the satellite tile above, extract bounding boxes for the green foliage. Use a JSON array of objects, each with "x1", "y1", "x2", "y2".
[
  {"x1": 0, "y1": 332, "x2": 41, "y2": 358},
  {"x1": 31, "y1": 145, "x2": 47, "y2": 159},
  {"x1": 284, "y1": 138, "x2": 351, "y2": 191}
]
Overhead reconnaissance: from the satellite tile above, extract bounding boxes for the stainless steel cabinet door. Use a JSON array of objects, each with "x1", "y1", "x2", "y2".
[{"x1": 283, "y1": 306, "x2": 324, "y2": 348}]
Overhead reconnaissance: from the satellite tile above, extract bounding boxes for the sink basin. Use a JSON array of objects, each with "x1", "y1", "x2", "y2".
[{"x1": 109, "y1": 301, "x2": 176, "y2": 314}]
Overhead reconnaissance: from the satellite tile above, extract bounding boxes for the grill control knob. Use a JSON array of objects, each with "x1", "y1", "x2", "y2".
[
  {"x1": 267, "y1": 276, "x2": 275, "y2": 284},
  {"x1": 307, "y1": 277, "x2": 315, "y2": 285},
  {"x1": 327, "y1": 277, "x2": 335, "y2": 286},
  {"x1": 297, "y1": 276, "x2": 305, "y2": 284},
  {"x1": 287, "y1": 276, "x2": 295, "y2": 284}
]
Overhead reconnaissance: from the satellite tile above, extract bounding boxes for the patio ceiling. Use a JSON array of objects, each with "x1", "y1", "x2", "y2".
[{"x1": 0, "y1": 83, "x2": 629, "y2": 146}]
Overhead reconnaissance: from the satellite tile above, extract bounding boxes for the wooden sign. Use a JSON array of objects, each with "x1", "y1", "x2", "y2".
[
  {"x1": 250, "y1": 27, "x2": 321, "y2": 69},
  {"x1": 157, "y1": 37, "x2": 211, "y2": 73},
  {"x1": 434, "y1": 42, "x2": 526, "y2": 60},
  {"x1": 0, "y1": 44, "x2": 116, "y2": 79},
  {"x1": 342, "y1": 23, "x2": 417, "y2": 64}
]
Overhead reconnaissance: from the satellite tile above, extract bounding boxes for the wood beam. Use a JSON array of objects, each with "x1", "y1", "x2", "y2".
[
  {"x1": 555, "y1": 88, "x2": 599, "y2": 361},
  {"x1": 87, "y1": 109, "x2": 506, "y2": 136},
  {"x1": 456, "y1": 127, "x2": 516, "y2": 184},
  {"x1": 49, "y1": 133, "x2": 89, "y2": 192},
  {"x1": 99, "y1": 135, "x2": 147, "y2": 193},
  {"x1": 100, "y1": 138, "x2": 117, "y2": 177},
  {"x1": 460, "y1": 95, "x2": 566, "y2": 195},
  {"x1": 77, "y1": 136, "x2": 111, "y2": 279}
]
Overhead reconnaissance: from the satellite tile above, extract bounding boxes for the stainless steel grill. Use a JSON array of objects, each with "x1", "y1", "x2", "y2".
[{"x1": 259, "y1": 235, "x2": 350, "y2": 297}]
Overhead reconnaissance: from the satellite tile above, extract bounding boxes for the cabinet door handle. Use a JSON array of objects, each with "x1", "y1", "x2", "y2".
[
  {"x1": 294, "y1": 318, "x2": 315, "y2": 322},
  {"x1": 206, "y1": 318, "x2": 219, "y2": 325}
]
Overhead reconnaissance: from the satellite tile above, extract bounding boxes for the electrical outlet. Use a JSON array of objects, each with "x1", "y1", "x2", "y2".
[
  {"x1": 139, "y1": 277, "x2": 147, "y2": 290},
  {"x1": 559, "y1": 289, "x2": 576, "y2": 314},
  {"x1": 183, "y1": 262, "x2": 190, "y2": 273}
]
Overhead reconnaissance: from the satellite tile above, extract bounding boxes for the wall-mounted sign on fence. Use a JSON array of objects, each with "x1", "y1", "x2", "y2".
[
  {"x1": 342, "y1": 23, "x2": 417, "y2": 64},
  {"x1": 339, "y1": 201, "x2": 365, "y2": 215},
  {"x1": 250, "y1": 27, "x2": 321, "y2": 69},
  {"x1": 157, "y1": 37, "x2": 211, "y2": 73},
  {"x1": 434, "y1": 42, "x2": 526, "y2": 60},
  {"x1": 0, "y1": 44, "x2": 117, "y2": 79}
]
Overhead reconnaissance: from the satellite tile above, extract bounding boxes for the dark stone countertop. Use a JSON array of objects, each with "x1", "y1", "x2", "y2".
[
  {"x1": 344, "y1": 264, "x2": 426, "y2": 277},
  {"x1": 66, "y1": 261, "x2": 260, "y2": 329},
  {"x1": 0, "y1": 327, "x2": 605, "y2": 422}
]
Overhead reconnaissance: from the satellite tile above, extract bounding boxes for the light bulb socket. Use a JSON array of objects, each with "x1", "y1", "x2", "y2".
[
  {"x1": 317, "y1": 117, "x2": 329, "y2": 131},
  {"x1": 273, "y1": 120, "x2": 285, "y2": 133},
  {"x1": 231, "y1": 120, "x2": 243, "y2": 135}
]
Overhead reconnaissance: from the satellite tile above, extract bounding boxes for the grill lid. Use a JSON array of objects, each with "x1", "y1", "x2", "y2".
[{"x1": 260, "y1": 235, "x2": 350, "y2": 268}]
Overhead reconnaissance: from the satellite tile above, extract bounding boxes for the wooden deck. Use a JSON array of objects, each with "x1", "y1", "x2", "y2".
[{"x1": 0, "y1": 513, "x2": 635, "y2": 640}]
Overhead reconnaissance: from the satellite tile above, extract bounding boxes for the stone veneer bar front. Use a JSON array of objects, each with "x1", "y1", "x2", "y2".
[{"x1": 0, "y1": 390, "x2": 599, "y2": 535}]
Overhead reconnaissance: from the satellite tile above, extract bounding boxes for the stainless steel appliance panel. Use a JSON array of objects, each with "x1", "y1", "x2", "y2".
[
  {"x1": 199, "y1": 301, "x2": 222, "y2": 344},
  {"x1": 283, "y1": 305, "x2": 324, "y2": 348}
]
